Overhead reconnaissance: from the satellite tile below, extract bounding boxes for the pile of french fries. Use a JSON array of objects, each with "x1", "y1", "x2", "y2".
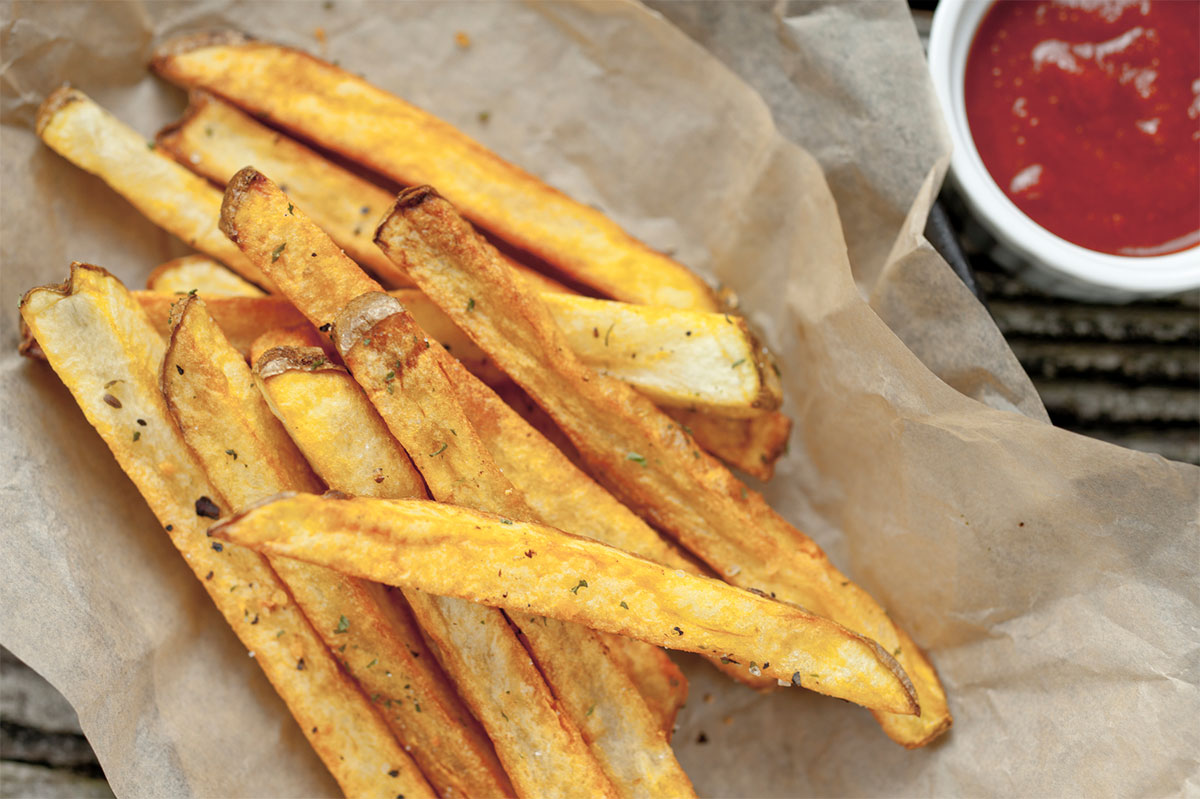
[{"x1": 21, "y1": 31, "x2": 950, "y2": 798}]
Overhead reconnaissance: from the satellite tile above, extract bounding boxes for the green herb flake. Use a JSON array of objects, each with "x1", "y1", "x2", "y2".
[
  {"x1": 626, "y1": 452, "x2": 647, "y2": 466},
  {"x1": 586, "y1": 704, "x2": 595, "y2": 717},
  {"x1": 478, "y1": 110, "x2": 491, "y2": 124},
  {"x1": 429, "y1": 442, "x2": 448, "y2": 457},
  {"x1": 334, "y1": 615, "x2": 350, "y2": 634},
  {"x1": 146, "y1": 141, "x2": 155, "y2": 150},
  {"x1": 271, "y1": 242, "x2": 287, "y2": 262},
  {"x1": 226, "y1": 449, "x2": 237, "y2": 460},
  {"x1": 730, "y1": 358, "x2": 746, "y2": 369},
  {"x1": 309, "y1": 357, "x2": 327, "y2": 370},
  {"x1": 569, "y1": 579, "x2": 589, "y2": 595},
  {"x1": 604, "y1": 322, "x2": 615, "y2": 347},
  {"x1": 287, "y1": 203, "x2": 294, "y2": 215},
  {"x1": 132, "y1": 431, "x2": 141, "y2": 442},
  {"x1": 276, "y1": 630, "x2": 285, "y2": 638},
  {"x1": 500, "y1": 518, "x2": 514, "y2": 525},
  {"x1": 366, "y1": 658, "x2": 378, "y2": 668},
  {"x1": 619, "y1": 601, "x2": 629, "y2": 609},
  {"x1": 466, "y1": 297, "x2": 476, "y2": 312}
]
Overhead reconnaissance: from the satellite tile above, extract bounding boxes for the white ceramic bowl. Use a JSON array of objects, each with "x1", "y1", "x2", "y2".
[{"x1": 927, "y1": 0, "x2": 1200, "y2": 302}]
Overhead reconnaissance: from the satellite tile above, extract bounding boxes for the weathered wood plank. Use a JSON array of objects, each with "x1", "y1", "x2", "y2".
[{"x1": 0, "y1": 762, "x2": 113, "y2": 799}]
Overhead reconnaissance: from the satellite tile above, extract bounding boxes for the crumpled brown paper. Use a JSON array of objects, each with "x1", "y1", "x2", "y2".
[{"x1": 1, "y1": 1, "x2": 1196, "y2": 797}]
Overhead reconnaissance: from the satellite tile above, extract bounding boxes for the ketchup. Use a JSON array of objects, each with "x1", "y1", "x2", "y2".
[{"x1": 964, "y1": 0, "x2": 1199, "y2": 257}]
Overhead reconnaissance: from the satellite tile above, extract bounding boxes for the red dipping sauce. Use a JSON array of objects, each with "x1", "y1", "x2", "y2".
[{"x1": 964, "y1": 0, "x2": 1200, "y2": 257}]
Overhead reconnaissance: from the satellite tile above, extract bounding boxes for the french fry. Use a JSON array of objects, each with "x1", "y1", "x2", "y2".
[
  {"x1": 223, "y1": 167, "x2": 621, "y2": 798},
  {"x1": 375, "y1": 186, "x2": 951, "y2": 747},
  {"x1": 146, "y1": 254, "x2": 266, "y2": 296},
  {"x1": 156, "y1": 90, "x2": 570, "y2": 295},
  {"x1": 151, "y1": 32, "x2": 718, "y2": 309},
  {"x1": 134, "y1": 289, "x2": 771, "y2": 411},
  {"x1": 224, "y1": 169, "x2": 694, "y2": 798},
  {"x1": 19, "y1": 263, "x2": 432, "y2": 798},
  {"x1": 601, "y1": 634, "x2": 688, "y2": 737},
  {"x1": 34, "y1": 89, "x2": 274, "y2": 291},
  {"x1": 537, "y1": 293, "x2": 780, "y2": 416},
  {"x1": 665, "y1": 407, "x2": 793, "y2": 482},
  {"x1": 213, "y1": 493, "x2": 919, "y2": 715},
  {"x1": 253, "y1": 347, "x2": 616, "y2": 799},
  {"x1": 161, "y1": 296, "x2": 510, "y2": 799}
]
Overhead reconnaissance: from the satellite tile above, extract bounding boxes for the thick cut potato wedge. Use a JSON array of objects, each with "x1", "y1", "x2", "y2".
[
  {"x1": 146, "y1": 254, "x2": 266, "y2": 296},
  {"x1": 156, "y1": 91, "x2": 569, "y2": 296},
  {"x1": 224, "y1": 167, "x2": 621, "y2": 798},
  {"x1": 213, "y1": 493, "x2": 919, "y2": 716},
  {"x1": 162, "y1": 296, "x2": 510, "y2": 798},
  {"x1": 19, "y1": 263, "x2": 432, "y2": 798},
  {"x1": 35, "y1": 89, "x2": 273, "y2": 291},
  {"x1": 665, "y1": 407, "x2": 793, "y2": 482},
  {"x1": 133, "y1": 289, "x2": 770, "y2": 413},
  {"x1": 375, "y1": 186, "x2": 951, "y2": 746},
  {"x1": 152, "y1": 32, "x2": 717, "y2": 309}
]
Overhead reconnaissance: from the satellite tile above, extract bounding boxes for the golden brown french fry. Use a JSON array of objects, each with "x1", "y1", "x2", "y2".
[
  {"x1": 255, "y1": 348, "x2": 615, "y2": 799},
  {"x1": 157, "y1": 90, "x2": 570, "y2": 295},
  {"x1": 134, "y1": 289, "x2": 770, "y2": 411},
  {"x1": 35, "y1": 89, "x2": 274, "y2": 291},
  {"x1": 19, "y1": 263, "x2": 432, "y2": 797},
  {"x1": 665, "y1": 407, "x2": 793, "y2": 482},
  {"x1": 213, "y1": 493, "x2": 919, "y2": 715},
  {"x1": 146, "y1": 254, "x2": 266, "y2": 296},
  {"x1": 224, "y1": 167, "x2": 622, "y2": 798},
  {"x1": 152, "y1": 32, "x2": 717, "y2": 309},
  {"x1": 375, "y1": 186, "x2": 951, "y2": 746},
  {"x1": 162, "y1": 295, "x2": 507, "y2": 798}
]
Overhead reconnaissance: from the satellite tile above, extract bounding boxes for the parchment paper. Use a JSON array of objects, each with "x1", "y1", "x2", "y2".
[{"x1": 2, "y1": 2, "x2": 1197, "y2": 797}]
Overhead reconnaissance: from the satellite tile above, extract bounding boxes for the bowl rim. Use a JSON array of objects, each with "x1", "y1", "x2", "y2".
[{"x1": 927, "y1": 0, "x2": 1200, "y2": 296}]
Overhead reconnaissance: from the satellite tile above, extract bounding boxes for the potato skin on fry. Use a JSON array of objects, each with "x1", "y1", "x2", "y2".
[
  {"x1": 213, "y1": 493, "x2": 920, "y2": 716},
  {"x1": 20, "y1": 264, "x2": 433, "y2": 798}
]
